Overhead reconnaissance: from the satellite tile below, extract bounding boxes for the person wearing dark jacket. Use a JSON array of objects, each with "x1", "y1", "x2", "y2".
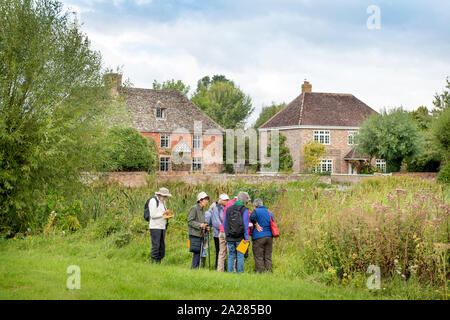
[
  {"x1": 188, "y1": 191, "x2": 210, "y2": 269},
  {"x1": 250, "y1": 198, "x2": 274, "y2": 273},
  {"x1": 223, "y1": 191, "x2": 250, "y2": 274}
]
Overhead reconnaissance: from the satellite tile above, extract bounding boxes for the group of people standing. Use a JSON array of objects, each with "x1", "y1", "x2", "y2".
[{"x1": 147, "y1": 187, "x2": 276, "y2": 274}]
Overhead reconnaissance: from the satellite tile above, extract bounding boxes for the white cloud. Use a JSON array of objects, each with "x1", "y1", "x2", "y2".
[{"x1": 69, "y1": 1, "x2": 450, "y2": 125}]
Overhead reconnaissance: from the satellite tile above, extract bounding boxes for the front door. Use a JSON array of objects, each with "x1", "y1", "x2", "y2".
[{"x1": 348, "y1": 162, "x2": 357, "y2": 175}]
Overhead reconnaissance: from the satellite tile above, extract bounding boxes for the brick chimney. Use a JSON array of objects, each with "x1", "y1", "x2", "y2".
[
  {"x1": 104, "y1": 73, "x2": 122, "y2": 96},
  {"x1": 302, "y1": 80, "x2": 312, "y2": 94}
]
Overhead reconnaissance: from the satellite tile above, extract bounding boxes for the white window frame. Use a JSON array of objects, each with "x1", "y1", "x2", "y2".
[
  {"x1": 156, "y1": 107, "x2": 167, "y2": 119},
  {"x1": 160, "y1": 134, "x2": 170, "y2": 149},
  {"x1": 193, "y1": 134, "x2": 202, "y2": 149},
  {"x1": 314, "y1": 159, "x2": 333, "y2": 173},
  {"x1": 376, "y1": 159, "x2": 386, "y2": 173},
  {"x1": 313, "y1": 130, "x2": 330, "y2": 145},
  {"x1": 348, "y1": 131, "x2": 357, "y2": 145},
  {"x1": 159, "y1": 157, "x2": 170, "y2": 172},
  {"x1": 192, "y1": 157, "x2": 202, "y2": 172}
]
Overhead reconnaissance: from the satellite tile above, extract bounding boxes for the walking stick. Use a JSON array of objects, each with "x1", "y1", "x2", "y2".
[
  {"x1": 207, "y1": 229, "x2": 211, "y2": 270},
  {"x1": 198, "y1": 228, "x2": 205, "y2": 270}
]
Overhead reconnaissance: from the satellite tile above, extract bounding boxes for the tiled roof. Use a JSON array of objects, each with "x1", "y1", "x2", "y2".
[
  {"x1": 260, "y1": 92, "x2": 377, "y2": 129},
  {"x1": 343, "y1": 147, "x2": 370, "y2": 160},
  {"x1": 172, "y1": 141, "x2": 192, "y2": 153},
  {"x1": 122, "y1": 87, "x2": 225, "y2": 134}
]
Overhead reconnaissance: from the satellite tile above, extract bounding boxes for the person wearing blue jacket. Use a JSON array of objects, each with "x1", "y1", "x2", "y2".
[{"x1": 250, "y1": 198, "x2": 274, "y2": 273}]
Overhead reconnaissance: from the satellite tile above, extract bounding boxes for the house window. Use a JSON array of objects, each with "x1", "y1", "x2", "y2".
[
  {"x1": 192, "y1": 157, "x2": 202, "y2": 172},
  {"x1": 193, "y1": 135, "x2": 202, "y2": 149},
  {"x1": 159, "y1": 157, "x2": 170, "y2": 172},
  {"x1": 348, "y1": 131, "x2": 357, "y2": 145},
  {"x1": 160, "y1": 134, "x2": 170, "y2": 149},
  {"x1": 376, "y1": 159, "x2": 386, "y2": 173},
  {"x1": 313, "y1": 130, "x2": 330, "y2": 145},
  {"x1": 314, "y1": 159, "x2": 333, "y2": 173},
  {"x1": 156, "y1": 107, "x2": 167, "y2": 119}
]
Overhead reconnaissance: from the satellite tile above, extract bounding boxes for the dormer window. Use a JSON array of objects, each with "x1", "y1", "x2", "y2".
[{"x1": 156, "y1": 107, "x2": 167, "y2": 119}]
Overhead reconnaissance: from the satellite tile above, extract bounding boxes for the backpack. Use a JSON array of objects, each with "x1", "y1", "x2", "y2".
[
  {"x1": 144, "y1": 196, "x2": 159, "y2": 222},
  {"x1": 226, "y1": 204, "x2": 246, "y2": 238}
]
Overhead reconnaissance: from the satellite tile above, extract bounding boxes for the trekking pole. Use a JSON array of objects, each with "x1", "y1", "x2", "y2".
[
  {"x1": 199, "y1": 228, "x2": 205, "y2": 270},
  {"x1": 207, "y1": 228, "x2": 211, "y2": 270}
]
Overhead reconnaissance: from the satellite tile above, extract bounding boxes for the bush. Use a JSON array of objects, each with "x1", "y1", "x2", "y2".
[
  {"x1": 113, "y1": 231, "x2": 133, "y2": 248},
  {"x1": 278, "y1": 177, "x2": 449, "y2": 288},
  {"x1": 437, "y1": 163, "x2": 450, "y2": 184},
  {"x1": 103, "y1": 127, "x2": 157, "y2": 172}
]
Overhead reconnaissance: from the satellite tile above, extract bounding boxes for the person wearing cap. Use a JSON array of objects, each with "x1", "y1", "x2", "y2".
[
  {"x1": 223, "y1": 191, "x2": 251, "y2": 274},
  {"x1": 149, "y1": 187, "x2": 172, "y2": 264},
  {"x1": 210, "y1": 194, "x2": 230, "y2": 271},
  {"x1": 188, "y1": 191, "x2": 210, "y2": 269}
]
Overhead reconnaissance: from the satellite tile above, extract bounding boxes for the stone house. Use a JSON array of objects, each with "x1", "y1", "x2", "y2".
[
  {"x1": 258, "y1": 81, "x2": 386, "y2": 174},
  {"x1": 109, "y1": 74, "x2": 224, "y2": 174}
]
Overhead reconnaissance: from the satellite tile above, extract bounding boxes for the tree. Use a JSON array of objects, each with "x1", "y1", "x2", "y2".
[
  {"x1": 103, "y1": 127, "x2": 157, "y2": 172},
  {"x1": 302, "y1": 141, "x2": 327, "y2": 173},
  {"x1": 253, "y1": 102, "x2": 286, "y2": 128},
  {"x1": 191, "y1": 76, "x2": 253, "y2": 128},
  {"x1": 356, "y1": 108, "x2": 423, "y2": 172},
  {"x1": 407, "y1": 106, "x2": 443, "y2": 172},
  {"x1": 152, "y1": 79, "x2": 190, "y2": 97},
  {"x1": 432, "y1": 106, "x2": 450, "y2": 161},
  {"x1": 410, "y1": 106, "x2": 432, "y2": 130},
  {"x1": 0, "y1": 0, "x2": 124, "y2": 232},
  {"x1": 194, "y1": 74, "x2": 230, "y2": 94},
  {"x1": 264, "y1": 135, "x2": 293, "y2": 172},
  {"x1": 432, "y1": 77, "x2": 450, "y2": 116}
]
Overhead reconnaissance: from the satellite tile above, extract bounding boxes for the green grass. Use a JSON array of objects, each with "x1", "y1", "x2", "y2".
[
  {"x1": 0, "y1": 233, "x2": 384, "y2": 300},
  {"x1": 1, "y1": 176, "x2": 447, "y2": 300}
]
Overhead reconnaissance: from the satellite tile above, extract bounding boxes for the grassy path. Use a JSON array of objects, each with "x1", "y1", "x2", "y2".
[{"x1": 0, "y1": 237, "x2": 382, "y2": 300}]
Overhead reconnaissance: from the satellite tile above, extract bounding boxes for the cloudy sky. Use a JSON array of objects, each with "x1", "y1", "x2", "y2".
[{"x1": 62, "y1": 0, "x2": 450, "y2": 126}]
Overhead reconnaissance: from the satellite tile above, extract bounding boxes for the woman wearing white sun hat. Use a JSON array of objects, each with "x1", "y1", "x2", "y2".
[
  {"x1": 148, "y1": 187, "x2": 172, "y2": 264},
  {"x1": 187, "y1": 191, "x2": 210, "y2": 269}
]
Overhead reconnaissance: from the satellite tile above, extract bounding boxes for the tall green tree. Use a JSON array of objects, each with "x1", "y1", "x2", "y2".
[
  {"x1": 253, "y1": 102, "x2": 286, "y2": 128},
  {"x1": 191, "y1": 75, "x2": 253, "y2": 129},
  {"x1": 432, "y1": 77, "x2": 450, "y2": 116},
  {"x1": 407, "y1": 106, "x2": 443, "y2": 172},
  {"x1": 194, "y1": 74, "x2": 230, "y2": 94},
  {"x1": 0, "y1": 0, "x2": 124, "y2": 232},
  {"x1": 432, "y1": 106, "x2": 450, "y2": 161},
  {"x1": 356, "y1": 108, "x2": 423, "y2": 172},
  {"x1": 152, "y1": 79, "x2": 190, "y2": 97},
  {"x1": 264, "y1": 135, "x2": 293, "y2": 172}
]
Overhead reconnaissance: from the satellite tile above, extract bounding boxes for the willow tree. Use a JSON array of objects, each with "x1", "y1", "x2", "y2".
[{"x1": 0, "y1": 0, "x2": 125, "y2": 232}]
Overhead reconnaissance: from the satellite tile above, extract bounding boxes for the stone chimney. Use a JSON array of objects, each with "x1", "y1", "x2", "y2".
[
  {"x1": 301, "y1": 80, "x2": 312, "y2": 94},
  {"x1": 104, "y1": 73, "x2": 122, "y2": 96}
]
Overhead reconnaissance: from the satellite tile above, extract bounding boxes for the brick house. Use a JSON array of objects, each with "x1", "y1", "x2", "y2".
[
  {"x1": 109, "y1": 74, "x2": 224, "y2": 174},
  {"x1": 258, "y1": 81, "x2": 385, "y2": 174}
]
